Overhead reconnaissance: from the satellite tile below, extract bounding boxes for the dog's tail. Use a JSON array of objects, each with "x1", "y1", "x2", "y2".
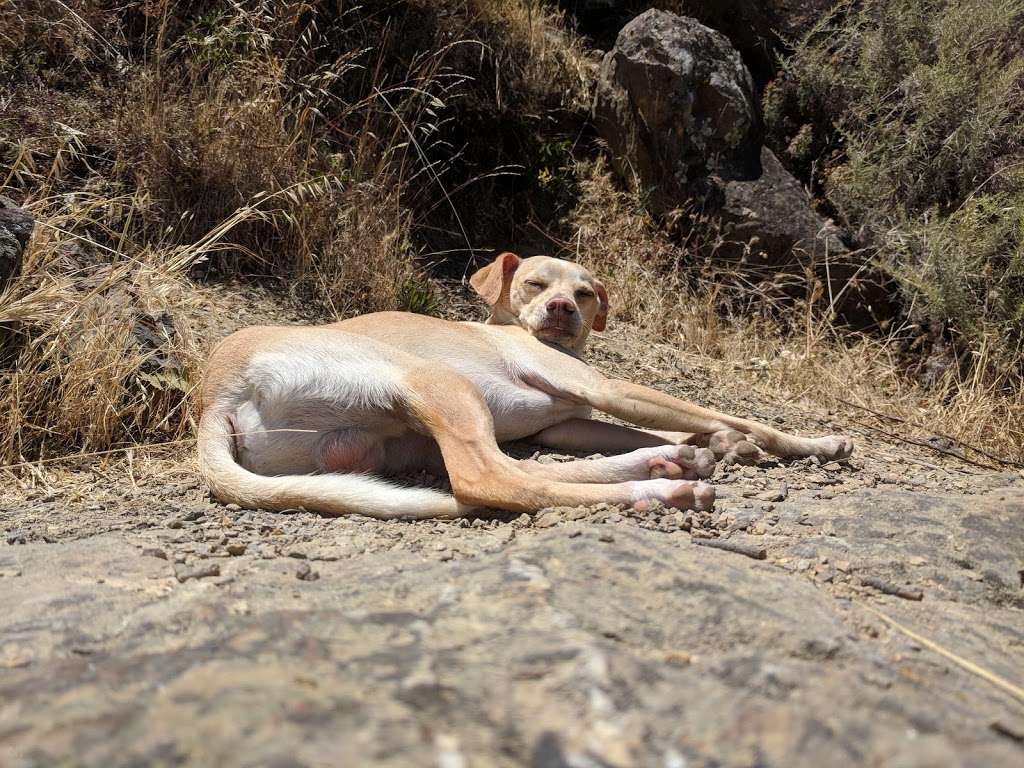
[{"x1": 197, "y1": 408, "x2": 467, "y2": 519}]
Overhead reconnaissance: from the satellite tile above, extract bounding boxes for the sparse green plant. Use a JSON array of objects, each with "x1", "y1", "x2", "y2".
[
  {"x1": 399, "y1": 275, "x2": 441, "y2": 316},
  {"x1": 530, "y1": 136, "x2": 578, "y2": 215}
]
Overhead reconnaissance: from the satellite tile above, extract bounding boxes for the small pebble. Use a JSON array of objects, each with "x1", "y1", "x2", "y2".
[
  {"x1": 174, "y1": 563, "x2": 220, "y2": 583},
  {"x1": 295, "y1": 561, "x2": 320, "y2": 581}
]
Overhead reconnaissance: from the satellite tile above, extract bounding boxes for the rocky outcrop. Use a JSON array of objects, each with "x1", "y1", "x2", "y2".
[
  {"x1": 0, "y1": 195, "x2": 33, "y2": 287},
  {"x1": 593, "y1": 10, "x2": 848, "y2": 266},
  {"x1": 2, "y1": 483, "x2": 1023, "y2": 767}
]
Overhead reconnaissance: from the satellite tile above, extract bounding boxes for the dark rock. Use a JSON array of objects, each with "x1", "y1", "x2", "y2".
[
  {"x1": 593, "y1": 10, "x2": 848, "y2": 268},
  {"x1": 133, "y1": 311, "x2": 186, "y2": 393},
  {"x1": 6, "y1": 530, "x2": 28, "y2": 545},
  {"x1": 594, "y1": 10, "x2": 761, "y2": 215},
  {"x1": 295, "y1": 561, "x2": 319, "y2": 581},
  {"x1": 0, "y1": 196, "x2": 33, "y2": 287},
  {"x1": 717, "y1": 146, "x2": 848, "y2": 263}
]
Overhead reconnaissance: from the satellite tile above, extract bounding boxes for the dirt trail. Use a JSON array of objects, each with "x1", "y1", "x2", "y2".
[{"x1": 2, "y1": 321, "x2": 1023, "y2": 767}]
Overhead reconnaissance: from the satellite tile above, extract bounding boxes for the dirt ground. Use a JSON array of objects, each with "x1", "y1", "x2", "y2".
[{"x1": 2, "y1": 295, "x2": 1023, "y2": 767}]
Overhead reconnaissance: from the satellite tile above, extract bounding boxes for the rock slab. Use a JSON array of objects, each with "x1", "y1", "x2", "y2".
[
  {"x1": 0, "y1": 195, "x2": 33, "y2": 286},
  {"x1": 2, "y1": 486, "x2": 1023, "y2": 767}
]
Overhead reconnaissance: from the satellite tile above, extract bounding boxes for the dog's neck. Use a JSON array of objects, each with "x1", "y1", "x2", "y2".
[
  {"x1": 483, "y1": 309, "x2": 589, "y2": 357},
  {"x1": 483, "y1": 307, "x2": 518, "y2": 326}
]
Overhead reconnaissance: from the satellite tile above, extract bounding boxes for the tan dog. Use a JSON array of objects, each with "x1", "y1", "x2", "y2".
[{"x1": 198, "y1": 253, "x2": 853, "y2": 518}]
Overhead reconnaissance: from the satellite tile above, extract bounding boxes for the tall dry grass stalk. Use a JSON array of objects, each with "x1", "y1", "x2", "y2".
[{"x1": 1, "y1": 191, "x2": 212, "y2": 464}]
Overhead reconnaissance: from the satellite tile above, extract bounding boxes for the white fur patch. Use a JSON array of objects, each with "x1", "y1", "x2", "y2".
[{"x1": 233, "y1": 337, "x2": 406, "y2": 475}]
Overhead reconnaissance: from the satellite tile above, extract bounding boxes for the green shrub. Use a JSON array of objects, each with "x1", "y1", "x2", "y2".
[{"x1": 765, "y1": 0, "x2": 1024, "y2": 376}]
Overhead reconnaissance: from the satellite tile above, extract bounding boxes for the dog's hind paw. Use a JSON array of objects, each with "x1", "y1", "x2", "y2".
[
  {"x1": 647, "y1": 446, "x2": 717, "y2": 480},
  {"x1": 708, "y1": 430, "x2": 763, "y2": 465},
  {"x1": 632, "y1": 479, "x2": 715, "y2": 512}
]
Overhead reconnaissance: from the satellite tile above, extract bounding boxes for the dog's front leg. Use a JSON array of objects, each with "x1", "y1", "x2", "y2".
[{"x1": 549, "y1": 377, "x2": 854, "y2": 463}]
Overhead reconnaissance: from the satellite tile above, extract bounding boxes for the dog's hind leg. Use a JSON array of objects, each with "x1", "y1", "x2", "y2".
[
  {"x1": 518, "y1": 444, "x2": 716, "y2": 482},
  {"x1": 529, "y1": 418, "x2": 698, "y2": 452},
  {"x1": 400, "y1": 366, "x2": 715, "y2": 512}
]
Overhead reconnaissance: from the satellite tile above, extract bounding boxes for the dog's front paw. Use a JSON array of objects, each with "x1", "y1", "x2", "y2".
[
  {"x1": 708, "y1": 430, "x2": 763, "y2": 465},
  {"x1": 813, "y1": 435, "x2": 854, "y2": 461}
]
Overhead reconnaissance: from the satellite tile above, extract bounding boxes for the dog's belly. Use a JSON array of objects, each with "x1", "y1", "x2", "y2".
[{"x1": 473, "y1": 375, "x2": 589, "y2": 441}]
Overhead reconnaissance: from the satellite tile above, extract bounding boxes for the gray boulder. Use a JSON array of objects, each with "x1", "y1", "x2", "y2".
[
  {"x1": 594, "y1": 9, "x2": 847, "y2": 265},
  {"x1": 0, "y1": 195, "x2": 33, "y2": 287},
  {"x1": 563, "y1": 2, "x2": 841, "y2": 83},
  {"x1": 593, "y1": 9, "x2": 761, "y2": 214}
]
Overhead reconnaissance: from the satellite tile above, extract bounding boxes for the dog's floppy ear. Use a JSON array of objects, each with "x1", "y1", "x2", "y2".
[
  {"x1": 470, "y1": 252, "x2": 521, "y2": 306},
  {"x1": 592, "y1": 280, "x2": 609, "y2": 332}
]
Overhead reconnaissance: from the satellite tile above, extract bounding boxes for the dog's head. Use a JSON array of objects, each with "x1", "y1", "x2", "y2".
[{"x1": 469, "y1": 252, "x2": 609, "y2": 352}]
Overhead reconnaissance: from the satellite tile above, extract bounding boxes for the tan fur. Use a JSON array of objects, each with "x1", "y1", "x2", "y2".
[{"x1": 198, "y1": 254, "x2": 854, "y2": 518}]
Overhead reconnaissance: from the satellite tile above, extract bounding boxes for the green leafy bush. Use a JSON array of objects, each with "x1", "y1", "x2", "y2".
[{"x1": 765, "y1": 0, "x2": 1024, "y2": 377}]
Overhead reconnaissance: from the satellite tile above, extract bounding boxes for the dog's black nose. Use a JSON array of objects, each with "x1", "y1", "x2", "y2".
[{"x1": 546, "y1": 297, "x2": 577, "y2": 315}]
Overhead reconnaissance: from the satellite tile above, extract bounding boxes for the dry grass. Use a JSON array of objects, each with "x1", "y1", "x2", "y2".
[
  {"x1": 0, "y1": 218, "x2": 200, "y2": 464},
  {"x1": 0, "y1": 0, "x2": 592, "y2": 465},
  {"x1": 1, "y1": 0, "x2": 1021, "y2": 472}
]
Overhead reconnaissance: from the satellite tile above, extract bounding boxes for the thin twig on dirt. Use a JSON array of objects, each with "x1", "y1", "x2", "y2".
[
  {"x1": 901, "y1": 456, "x2": 952, "y2": 475},
  {"x1": 860, "y1": 575, "x2": 924, "y2": 601},
  {"x1": 845, "y1": 416, "x2": 1001, "y2": 471},
  {"x1": 860, "y1": 603, "x2": 1024, "y2": 704},
  {"x1": 0, "y1": 441, "x2": 195, "y2": 474},
  {"x1": 839, "y1": 398, "x2": 1024, "y2": 470},
  {"x1": 692, "y1": 537, "x2": 767, "y2": 560},
  {"x1": 990, "y1": 721, "x2": 1024, "y2": 743}
]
